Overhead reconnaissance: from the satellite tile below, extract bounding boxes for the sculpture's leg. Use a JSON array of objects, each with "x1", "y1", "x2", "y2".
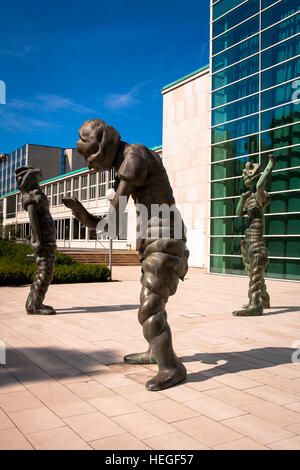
[
  {"x1": 260, "y1": 277, "x2": 270, "y2": 308},
  {"x1": 124, "y1": 239, "x2": 188, "y2": 391},
  {"x1": 233, "y1": 248, "x2": 266, "y2": 317},
  {"x1": 26, "y1": 252, "x2": 56, "y2": 315}
]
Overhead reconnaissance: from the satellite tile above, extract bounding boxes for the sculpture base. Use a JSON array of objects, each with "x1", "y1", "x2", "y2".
[
  {"x1": 27, "y1": 304, "x2": 56, "y2": 315},
  {"x1": 124, "y1": 351, "x2": 157, "y2": 364},
  {"x1": 146, "y1": 364, "x2": 187, "y2": 391}
]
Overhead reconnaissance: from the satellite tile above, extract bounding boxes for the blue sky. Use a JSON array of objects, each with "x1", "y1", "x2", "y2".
[{"x1": 0, "y1": 0, "x2": 209, "y2": 154}]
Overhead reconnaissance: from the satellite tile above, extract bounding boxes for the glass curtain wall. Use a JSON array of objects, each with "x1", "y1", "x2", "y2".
[{"x1": 210, "y1": 0, "x2": 300, "y2": 280}]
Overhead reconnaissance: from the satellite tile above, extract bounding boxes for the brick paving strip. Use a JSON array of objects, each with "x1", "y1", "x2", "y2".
[{"x1": 0, "y1": 267, "x2": 300, "y2": 450}]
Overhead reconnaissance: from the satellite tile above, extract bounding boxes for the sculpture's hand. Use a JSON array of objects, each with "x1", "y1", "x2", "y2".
[
  {"x1": 62, "y1": 197, "x2": 101, "y2": 231},
  {"x1": 269, "y1": 153, "x2": 276, "y2": 164},
  {"x1": 242, "y1": 191, "x2": 252, "y2": 199}
]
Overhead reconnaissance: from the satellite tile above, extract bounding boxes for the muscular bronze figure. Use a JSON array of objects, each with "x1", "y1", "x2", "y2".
[
  {"x1": 63, "y1": 119, "x2": 189, "y2": 390},
  {"x1": 15, "y1": 166, "x2": 56, "y2": 315},
  {"x1": 233, "y1": 154, "x2": 276, "y2": 317}
]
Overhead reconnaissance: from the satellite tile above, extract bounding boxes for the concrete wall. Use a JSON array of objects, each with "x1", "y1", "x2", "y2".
[
  {"x1": 162, "y1": 67, "x2": 210, "y2": 268},
  {"x1": 28, "y1": 145, "x2": 62, "y2": 181}
]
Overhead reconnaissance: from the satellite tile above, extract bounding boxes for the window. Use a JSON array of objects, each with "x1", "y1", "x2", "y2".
[
  {"x1": 213, "y1": 15, "x2": 259, "y2": 55},
  {"x1": 262, "y1": 57, "x2": 300, "y2": 90},
  {"x1": 66, "y1": 180, "x2": 71, "y2": 198},
  {"x1": 73, "y1": 219, "x2": 86, "y2": 240},
  {"x1": 6, "y1": 195, "x2": 16, "y2": 219},
  {"x1": 261, "y1": 102, "x2": 300, "y2": 131},
  {"x1": 211, "y1": 154, "x2": 259, "y2": 181},
  {"x1": 262, "y1": 81, "x2": 299, "y2": 110},
  {"x1": 16, "y1": 193, "x2": 22, "y2": 213},
  {"x1": 262, "y1": 14, "x2": 300, "y2": 49},
  {"x1": 261, "y1": 122, "x2": 300, "y2": 150},
  {"x1": 99, "y1": 171, "x2": 106, "y2": 197},
  {"x1": 213, "y1": 0, "x2": 258, "y2": 26},
  {"x1": 46, "y1": 185, "x2": 51, "y2": 206},
  {"x1": 58, "y1": 181, "x2": 65, "y2": 205},
  {"x1": 262, "y1": 0, "x2": 300, "y2": 30},
  {"x1": 52, "y1": 184, "x2": 58, "y2": 206},
  {"x1": 56, "y1": 218, "x2": 71, "y2": 240},
  {"x1": 211, "y1": 177, "x2": 245, "y2": 199},
  {"x1": 212, "y1": 94, "x2": 259, "y2": 126},
  {"x1": 213, "y1": 55, "x2": 259, "y2": 90},
  {"x1": 212, "y1": 114, "x2": 259, "y2": 144},
  {"x1": 73, "y1": 177, "x2": 79, "y2": 199},
  {"x1": 212, "y1": 35, "x2": 259, "y2": 73},
  {"x1": 262, "y1": 34, "x2": 300, "y2": 70},
  {"x1": 212, "y1": 75, "x2": 259, "y2": 108},
  {"x1": 212, "y1": 134, "x2": 259, "y2": 162},
  {"x1": 109, "y1": 169, "x2": 115, "y2": 189},
  {"x1": 89, "y1": 172, "x2": 97, "y2": 199},
  {"x1": 81, "y1": 175, "x2": 87, "y2": 201}
]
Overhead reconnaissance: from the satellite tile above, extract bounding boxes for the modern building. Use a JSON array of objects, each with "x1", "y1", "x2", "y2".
[
  {"x1": 1, "y1": 0, "x2": 299, "y2": 281},
  {"x1": 209, "y1": 0, "x2": 300, "y2": 281},
  {"x1": 0, "y1": 144, "x2": 83, "y2": 197}
]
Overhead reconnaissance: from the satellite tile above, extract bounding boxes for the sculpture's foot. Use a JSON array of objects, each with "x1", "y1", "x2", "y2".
[
  {"x1": 124, "y1": 351, "x2": 157, "y2": 364},
  {"x1": 233, "y1": 304, "x2": 263, "y2": 317},
  {"x1": 27, "y1": 304, "x2": 56, "y2": 315},
  {"x1": 146, "y1": 363, "x2": 187, "y2": 391}
]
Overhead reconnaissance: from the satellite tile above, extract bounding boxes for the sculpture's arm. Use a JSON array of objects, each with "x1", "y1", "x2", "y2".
[
  {"x1": 256, "y1": 154, "x2": 276, "y2": 202},
  {"x1": 27, "y1": 204, "x2": 43, "y2": 253},
  {"x1": 63, "y1": 197, "x2": 102, "y2": 231},
  {"x1": 236, "y1": 192, "x2": 251, "y2": 217}
]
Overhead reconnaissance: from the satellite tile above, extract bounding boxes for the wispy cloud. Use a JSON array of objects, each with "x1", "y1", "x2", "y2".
[
  {"x1": 8, "y1": 94, "x2": 95, "y2": 114},
  {"x1": 0, "y1": 46, "x2": 33, "y2": 57},
  {"x1": 0, "y1": 110, "x2": 60, "y2": 133},
  {"x1": 103, "y1": 80, "x2": 153, "y2": 110}
]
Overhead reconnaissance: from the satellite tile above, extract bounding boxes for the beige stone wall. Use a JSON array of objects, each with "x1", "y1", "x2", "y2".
[{"x1": 162, "y1": 67, "x2": 210, "y2": 268}]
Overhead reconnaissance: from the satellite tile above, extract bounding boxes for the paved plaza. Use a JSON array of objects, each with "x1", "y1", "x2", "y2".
[{"x1": 0, "y1": 267, "x2": 300, "y2": 450}]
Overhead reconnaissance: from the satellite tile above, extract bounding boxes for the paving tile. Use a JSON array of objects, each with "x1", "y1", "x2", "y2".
[
  {"x1": 64, "y1": 411, "x2": 124, "y2": 441},
  {"x1": 8, "y1": 407, "x2": 64, "y2": 434},
  {"x1": 160, "y1": 384, "x2": 207, "y2": 403},
  {"x1": 112, "y1": 411, "x2": 176, "y2": 440},
  {"x1": 212, "y1": 438, "x2": 268, "y2": 450},
  {"x1": 185, "y1": 396, "x2": 247, "y2": 421},
  {"x1": 0, "y1": 428, "x2": 33, "y2": 450},
  {"x1": 141, "y1": 398, "x2": 199, "y2": 423},
  {"x1": 173, "y1": 416, "x2": 243, "y2": 447},
  {"x1": 285, "y1": 422, "x2": 300, "y2": 435},
  {"x1": 144, "y1": 431, "x2": 209, "y2": 450},
  {"x1": 90, "y1": 433, "x2": 150, "y2": 450},
  {"x1": 88, "y1": 395, "x2": 140, "y2": 417},
  {"x1": 0, "y1": 407, "x2": 15, "y2": 431},
  {"x1": 242, "y1": 401, "x2": 300, "y2": 427},
  {"x1": 258, "y1": 376, "x2": 300, "y2": 395},
  {"x1": 113, "y1": 384, "x2": 165, "y2": 404},
  {"x1": 27, "y1": 426, "x2": 92, "y2": 450},
  {"x1": 268, "y1": 436, "x2": 300, "y2": 450},
  {"x1": 222, "y1": 414, "x2": 294, "y2": 445},
  {"x1": 204, "y1": 386, "x2": 260, "y2": 407},
  {"x1": 245, "y1": 385, "x2": 299, "y2": 406},
  {"x1": 67, "y1": 380, "x2": 116, "y2": 400},
  {"x1": 0, "y1": 390, "x2": 42, "y2": 413}
]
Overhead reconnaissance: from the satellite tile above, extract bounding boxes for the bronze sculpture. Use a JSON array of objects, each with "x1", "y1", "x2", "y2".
[
  {"x1": 15, "y1": 166, "x2": 56, "y2": 315},
  {"x1": 233, "y1": 154, "x2": 276, "y2": 316},
  {"x1": 63, "y1": 119, "x2": 189, "y2": 390}
]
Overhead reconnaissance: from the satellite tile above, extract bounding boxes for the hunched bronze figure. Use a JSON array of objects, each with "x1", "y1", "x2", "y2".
[
  {"x1": 233, "y1": 154, "x2": 276, "y2": 317},
  {"x1": 15, "y1": 166, "x2": 56, "y2": 315},
  {"x1": 63, "y1": 119, "x2": 189, "y2": 390}
]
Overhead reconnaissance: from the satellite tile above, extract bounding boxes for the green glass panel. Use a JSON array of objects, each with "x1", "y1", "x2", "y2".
[
  {"x1": 262, "y1": 14, "x2": 300, "y2": 49},
  {"x1": 213, "y1": 0, "x2": 259, "y2": 35},
  {"x1": 265, "y1": 193, "x2": 289, "y2": 214},
  {"x1": 213, "y1": 55, "x2": 259, "y2": 90},
  {"x1": 262, "y1": 34, "x2": 300, "y2": 71},
  {"x1": 261, "y1": 102, "x2": 300, "y2": 131},
  {"x1": 211, "y1": 198, "x2": 238, "y2": 217},
  {"x1": 211, "y1": 155, "x2": 259, "y2": 181},
  {"x1": 212, "y1": 75, "x2": 259, "y2": 108},
  {"x1": 261, "y1": 146, "x2": 300, "y2": 170},
  {"x1": 212, "y1": 135, "x2": 259, "y2": 161},
  {"x1": 210, "y1": 237, "x2": 243, "y2": 255},
  {"x1": 265, "y1": 238, "x2": 286, "y2": 257},
  {"x1": 265, "y1": 214, "x2": 300, "y2": 234},
  {"x1": 286, "y1": 237, "x2": 300, "y2": 257},
  {"x1": 288, "y1": 191, "x2": 300, "y2": 211},
  {"x1": 261, "y1": 123, "x2": 300, "y2": 150},
  {"x1": 211, "y1": 177, "x2": 244, "y2": 198},
  {"x1": 212, "y1": 95, "x2": 259, "y2": 126},
  {"x1": 266, "y1": 259, "x2": 300, "y2": 280},
  {"x1": 213, "y1": 35, "x2": 259, "y2": 73},
  {"x1": 212, "y1": 114, "x2": 259, "y2": 143},
  {"x1": 262, "y1": 56, "x2": 300, "y2": 89},
  {"x1": 210, "y1": 255, "x2": 245, "y2": 275},
  {"x1": 262, "y1": 80, "x2": 300, "y2": 111},
  {"x1": 213, "y1": 16, "x2": 259, "y2": 55},
  {"x1": 211, "y1": 216, "x2": 247, "y2": 236},
  {"x1": 262, "y1": 0, "x2": 300, "y2": 30}
]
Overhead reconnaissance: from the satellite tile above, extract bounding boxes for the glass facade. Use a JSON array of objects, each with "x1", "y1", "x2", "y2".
[
  {"x1": 0, "y1": 145, "x2": 27, "y2": 197},
  {"x1": 210, "y1": 0, "x2": 300, "y2": 280}
]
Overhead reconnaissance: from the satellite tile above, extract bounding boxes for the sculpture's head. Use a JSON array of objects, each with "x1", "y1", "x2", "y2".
[
  {"x1": 77, "y1": 119, "x2": 121, "y2": 171},
  {"x1": 15, "y1": 166, "x2": 42, "y2": 192},
  {"x1": 242, "y1": 161, "x2": 261, "y2": 189}
]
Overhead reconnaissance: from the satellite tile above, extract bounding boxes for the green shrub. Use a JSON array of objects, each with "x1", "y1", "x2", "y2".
[{"x1": 0, "y1": 240, "x2": 110, "y2": 285}]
